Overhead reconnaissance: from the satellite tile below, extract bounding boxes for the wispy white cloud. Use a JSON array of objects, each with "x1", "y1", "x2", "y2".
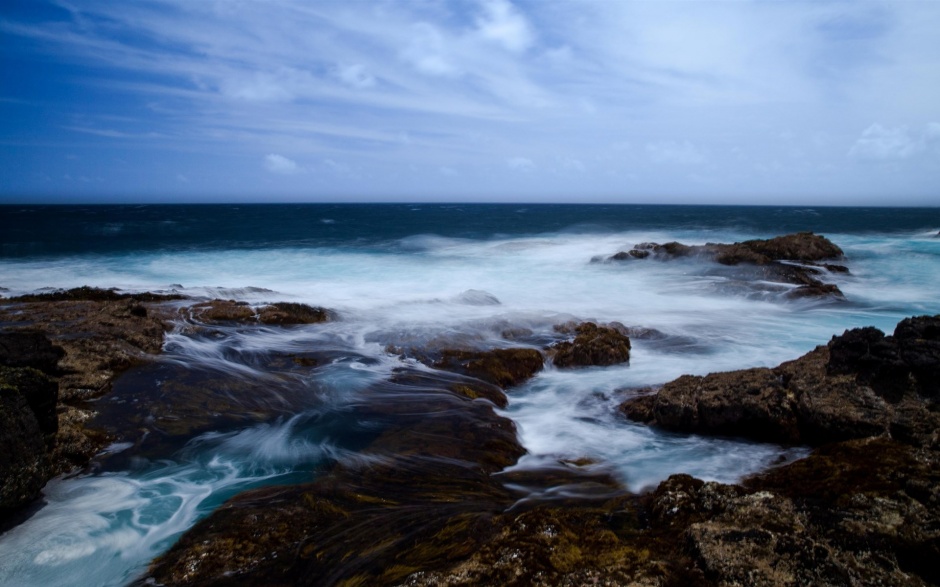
[
  {"x1": 507, "y1": 157, "x2": 535, "y2": 171},
  {"x1": 848, "y1": 123, "x2": 940, "y2": 160},
  {"x1": 646, "y1": 141, "x2": 706, "y2": 165},
  {"x1": 401, "y1": 22, "x2": 461, "y2": 77},
  {"x1": 334, "y1": 64, "x2": 376, "y2": 89},
  {"x1": 476, "y1": 0, "x2": 535, "y2": 53},
  {"x1": 263, "y1": 153, "x2": 299, "y2": 174}
]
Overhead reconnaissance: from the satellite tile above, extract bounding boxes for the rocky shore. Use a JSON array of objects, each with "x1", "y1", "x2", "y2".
[
  {"x1": 0, "y1": 289, "x2": 333, "y2": 522},
  {"x1": 144, "y1": 316, "x2": 938, "y2": 586},
  {"x1": 2, "y1": 267, "x2": 939, "y2": 585}
]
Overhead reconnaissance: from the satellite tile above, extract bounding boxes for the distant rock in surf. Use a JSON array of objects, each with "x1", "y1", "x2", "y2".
[
  {"x1": 453, "y1": 289, "x2": 501, "y2": 306},
  {"x1": 603, "y1": 232, "x2": 847, "y2": 300}
]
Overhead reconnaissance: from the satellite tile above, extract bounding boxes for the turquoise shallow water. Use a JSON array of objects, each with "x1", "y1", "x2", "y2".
[{"x1": 1, "y1": 204, "x2": 938, "y2": 585}]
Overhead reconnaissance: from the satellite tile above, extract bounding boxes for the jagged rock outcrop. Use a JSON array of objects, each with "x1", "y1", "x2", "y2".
[{"x1": 621, "y1": 315, "x2": 940, "y2": 448}]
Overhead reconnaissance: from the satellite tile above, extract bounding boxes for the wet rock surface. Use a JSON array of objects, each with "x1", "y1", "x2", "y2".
[
  {"x1": 548, "y1": 322, "x2": 631, "y2": 368},
  {"x1": 143, "y1": 362, "x2": 680, "y2": 587},
  {"x1": 621, "y1": 315, "x2": 940, "y2": 448},
  {"x1": 433, "y1": 347, "x2": 545, "y2": 388},
  {"x1": 187, "y1": 300, "x2": 333, "y2": 325},
  {"x1": 602, "y1": 232, "x2": 846, "y2": 299}
]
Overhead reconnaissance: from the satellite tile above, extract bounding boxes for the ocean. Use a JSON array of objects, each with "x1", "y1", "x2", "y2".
[{"x1": 1, "y1": 203, "x2": 938, "y2": 586}]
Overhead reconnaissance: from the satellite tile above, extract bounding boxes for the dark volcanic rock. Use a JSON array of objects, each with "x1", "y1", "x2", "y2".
[
  {"x1": 0, "y1": 331, "x2": 65, "y2": 374},
  {"x1": 1, "y1": 298, "x2": 175, "y2": 402},
  {"x1": 622, "y1": 315, "x2": 940, "y2": 447},
  {"x1": 0, "y1": 366, "x2": 58, "y2": 442},
  {"x1": 712, "y1": 231, "x2": 844, "y2": 265},
  {"x1": 609, "y1": 232, "x2": 843, "y2": 266},
  {"x1": 645, "y1": 436, "x2": 940, "y2": 587},
  {"x1": 0, "y1": 295, "x2": 181, "y2": 518},
  {"x1": 631, "y1": 241, "x2": 696, "y2": 259},
  {"x1": 188, "y1": 299, "x2": 255, "y2": 323},
  {"x1": 549, "y1": 322, "x2": 631, "y2": 368},
  {"x1": 0, "y1": 367, "x2": 50, "y2": 522},
  {"x1": 622, "y1": 368, "x2": 799, "y2": 443},
  {"x1": 828, "y1": 315, "x2": 940, "y2": 402}
]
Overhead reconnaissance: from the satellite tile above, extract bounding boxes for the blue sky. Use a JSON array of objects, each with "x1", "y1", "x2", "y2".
[{"x1": 1, "y1": 0, "x2": 939, "y2": 205}]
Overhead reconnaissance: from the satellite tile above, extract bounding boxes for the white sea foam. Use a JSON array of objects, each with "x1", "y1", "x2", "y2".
[{"x1": 0, "y1": 415, "x2": 334, "y2": 587}]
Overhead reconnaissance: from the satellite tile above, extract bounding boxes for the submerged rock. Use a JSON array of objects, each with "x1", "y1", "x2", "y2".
[
  {"x1": 549, "y1": 322, "x2": 631, "y2": 368},
  {"x1": 453, "y1": 289, "x2": 501, "y2": 306}
]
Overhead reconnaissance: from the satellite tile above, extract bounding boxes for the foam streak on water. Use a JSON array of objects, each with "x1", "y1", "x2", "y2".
[
  {"x1": 1, "y1": 205, "x2": 938, "y2": 585},
  {"x1": 0, "y1": 415, "x2": 335, "y2": 587}
]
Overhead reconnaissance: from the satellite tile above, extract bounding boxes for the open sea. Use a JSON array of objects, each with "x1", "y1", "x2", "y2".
[{"x1": 1, "y1": 203, "x2": 939, "y2": 586}]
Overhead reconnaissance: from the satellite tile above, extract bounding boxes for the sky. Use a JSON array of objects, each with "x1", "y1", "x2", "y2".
[{"x1": 1, "y1": 0, "x2": 939, "y2": 205}]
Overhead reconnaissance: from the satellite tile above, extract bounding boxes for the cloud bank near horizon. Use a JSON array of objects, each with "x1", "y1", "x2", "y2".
[{"x1": 1, "y1": 0, "x2": 939, "y2": 205}]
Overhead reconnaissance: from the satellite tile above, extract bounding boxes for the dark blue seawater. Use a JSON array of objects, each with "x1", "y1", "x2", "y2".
[{"x1": 2, "y1": 204, "x2": 937, "y2": 257}]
